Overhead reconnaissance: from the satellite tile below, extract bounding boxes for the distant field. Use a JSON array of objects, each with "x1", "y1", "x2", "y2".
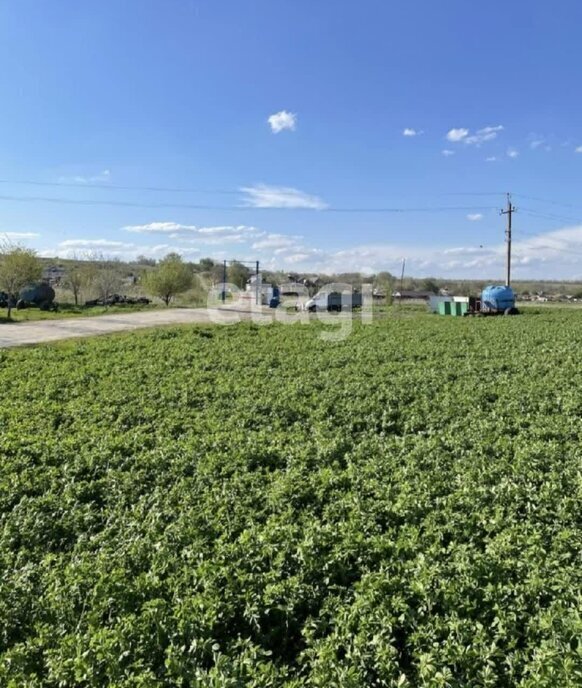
[{"x1": 1, "y1": 311, "x2": 581, "y2": 686}]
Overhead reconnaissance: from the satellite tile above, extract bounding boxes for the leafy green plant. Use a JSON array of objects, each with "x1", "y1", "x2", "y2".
[{"x1": 0, "y1": 311, "x2": 581, "y2": 686}]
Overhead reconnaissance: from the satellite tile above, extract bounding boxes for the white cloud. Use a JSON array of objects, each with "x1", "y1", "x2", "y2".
[
  {"x1": 296, "y1": 225, "x2": 582, "y2": 278},
  {"x1": 530, "y1": 139, "x2": 544, "y2": 149},
  {"x1": 123, "y1": 222, "x2": 265, "y2": 244},
  {"x1": 58, "y1": 169, "x2": 111, "y2": 184},
  {"x1": 507, "y1": 148, "x2": 519, "y2": 158},
  {"x1": 466, "y1": 213, "x2": 483, "y2": 221},
  {"x1": 442, "y1": 149, "x2": 455, "y2": 156},
  {"x1": 124, "y1": 222, "x2": 196, "y2": 234},
  {"x1": 1, "y1": 231, "x2": 40, "y2": 240},
  {"x1": 60, "y1": 239, "x2": 136, "y2": 250},
  {"x1": 284, "y1": 252, "x2": 313, "y2": 264},
  {"x1": 403, "y1": 128, "x2": 423, "y2": 137},
  {"x1": 446, "y1": 128, "x2": 469, "y2": 142},
  {"x1": 464, "y1": 125, "x2": 503, "y2": 145},
  {"x1": 252, "y1": 233, "x2": 301, "y2": 250},
  {"x1": 240, "y1": 184, "x2": 328, "y2": 210},
  {"x1": 575, "y1": 146, "x2": 582, "y2": 153},
  {"x1": 485, "y1": 156, "x2": 498, "y2": 162},
  {"x1": 267, "y1": 110, "x2": 297, "y2": 133},
  {"x1": 44, "y1": 238, "x2": 201, "y2": 261},
  {"x1": 446, "y1": 125, "x2": 503, "y2": 146}
]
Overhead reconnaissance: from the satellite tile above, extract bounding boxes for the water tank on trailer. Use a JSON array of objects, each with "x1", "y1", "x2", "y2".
[
  {"x1": 481, "y1": 285, "x2": 515, "y2": 312},
  {"x1": 19, "y1": 283, "x2": 56, "y2": 306}
]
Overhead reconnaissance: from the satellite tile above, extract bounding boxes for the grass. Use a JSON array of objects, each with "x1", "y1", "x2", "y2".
[
  {"x1": 0, "y1": 302, "x2": 167, "y2": 323},
  {"x1": 1, "y1": 309, "x2": 581, "y2": 685}
]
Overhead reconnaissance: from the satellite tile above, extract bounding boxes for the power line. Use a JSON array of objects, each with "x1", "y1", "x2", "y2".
[
  {"x1": 0, "y1": 178, "x2": 239, "y2": 195},
  {"x1": 520, "y1": 207, "x2": 582, "y2": 226},
  {"x1": 0, "y1": 193, "x2": 498, "y2": 214},
  {"x1": 513, "y1": 229, "x2": 582, "y2": 258},
  {"x1": 513, "y1": 193, "x2": 582, "y2": 210},
  {"x1": 0, "y1": 178, "x2": 509, "y2": 199}
]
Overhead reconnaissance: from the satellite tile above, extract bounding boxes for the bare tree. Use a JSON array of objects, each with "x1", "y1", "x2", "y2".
[
  {"x1": 93, "y1": 268, "x2": 123, "y2": 304},
  {"x1": 63, "y1": 262, "x2": 87, "y2": 306}
]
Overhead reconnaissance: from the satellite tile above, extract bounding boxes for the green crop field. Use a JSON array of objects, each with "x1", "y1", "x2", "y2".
[{"x1": 1, "y1": 311, "x2": 581, "y2": 687}]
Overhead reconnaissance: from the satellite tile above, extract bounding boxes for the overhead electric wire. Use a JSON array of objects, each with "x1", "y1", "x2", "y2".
[
  {"x1": 0, "y1": 178, "x2": 509, "y2": 199},
  {"x1": 0, "y1": 178, "x2": 239, "y2": 195},
  {"x1": 513, "y1": 193, "x2": 582, "y2": 210},
  {"x1": 519, "y1": 207, "x2": 582, "y2": 226},
  {"x1": 512, "y1": 224, "x2": 582, "y2": 258},
  {"x1": 0, "y1": 193, "x2": 498, "y2": 214}
]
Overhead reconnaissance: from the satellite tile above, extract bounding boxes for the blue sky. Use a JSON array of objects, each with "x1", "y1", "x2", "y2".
[{"x1": 2, "y1": 0, "x2": 582, "y2": 279}]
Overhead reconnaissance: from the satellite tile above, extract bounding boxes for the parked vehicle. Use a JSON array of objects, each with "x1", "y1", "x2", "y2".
[
  {"x1": 304, "y1": 291, "x2": 363, "y2": 312},
  {"x1": 464, "y1": 286, "x2": 519, "y2": 316}
]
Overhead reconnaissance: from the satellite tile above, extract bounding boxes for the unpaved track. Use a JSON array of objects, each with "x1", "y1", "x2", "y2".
[{"x1": 0, "y1": 308, "x2": 271, "y2": 348}]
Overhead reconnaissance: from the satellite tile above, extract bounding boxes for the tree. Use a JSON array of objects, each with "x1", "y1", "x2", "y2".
[
  {"x1": 63, "y1": 263, "x2": 91, "y2": 306},
  {"x1": 135, "y1": 255, "x2": 157, "y2": 267},
  {"x1": 198, "y1": 257, "x2": 215, "y2": 272},
  {"x1": 93, "y1": 268, "x2": 123, "y2": 304},
  {"x1": 145, "y1": 253, "x2": 193, "y2": 306},
  {"x1": 421, "y1": 278, "x2": 440, "y2": 294},
  {"x1": 228, "y1": 261, "x2": 251, "y2": 289},
  {"x1": 0, "y1": 244, "x2": 42, "y2": 319}
]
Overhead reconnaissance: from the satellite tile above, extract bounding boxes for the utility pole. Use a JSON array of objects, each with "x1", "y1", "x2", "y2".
[
  {"x1": 255, "y1": 260, "x2": 260, "y2": 306},
  {"x1": 222, "y1": 260, "x2": 227, "y2": 303},
  {"x1": 399, "y1": 257, "x2": 406, "y2": 305},
  {"x1": 501, "y1": 193, "x2": 516, "y2": 287}
]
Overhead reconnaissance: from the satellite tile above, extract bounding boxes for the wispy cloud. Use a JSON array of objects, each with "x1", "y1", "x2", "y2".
[
  {"x1": 45, "y1": 239, "x2": 201, "y2": 260},
  {"x1": 485, "y1": 156, "x2": 498, "y2": 162},
  {"x1": 123, "y1": 222, "x2": 265, "y2": 244},
  {"x1": 403, "y1": 127, "x2": 423, "y2": 137},
  {"x1": 37, "y1": 221, "x2": 582, "y2": 279},
  {"x1": 528, "y1": 134, "x2": 551, "y2": 151},
  {"x1": 442, "y1": 149, "x2": 455, "y2": 156},
  {"x1": 466, "y1": 213, "x2": 483, "y2": 221},
  {"x1": 1, "y1": 231, "x2": 40, "y2": 240},
  {"x1": 507, "y1": 148, "x2": 519, "y2": 159},
  {"x1": 240, "y1": 184, "x2": 328, "y2": 210},
  {"x1": 60, "y1": 239, "x2": 135, "y2": 250},
  {"x1": 267, "y1": 110, "x2": 297, "y2": 133},
  {"x1": 252, "y1": 233, "x2": 302, "y2": 250},
  {"x1": 575, "y1": 146, "x2": 582, "y2": 153},
  {"x1": 446, "y1": 125, "x2": 503, "y2": 146},
  {"x1": 298, "y1": 224, "x2": 582, "y2": 278},
  {"x1": 465, "y1": 125, "x2": 503, "y2": 145},
  {"x1": 58, "y1": 169, "x2": 111, "y2": 184}
]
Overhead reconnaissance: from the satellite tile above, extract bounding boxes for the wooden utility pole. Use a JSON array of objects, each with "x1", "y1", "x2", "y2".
[
  {"x1": 501, "y1": 193, "x2": 516, "y2": 287},
  {"x1": 222, "y1": 260, "x2": 227, "y2": 302},
  {"x1": 399, "y1": 257, "x2": 406, "y2": 305}
]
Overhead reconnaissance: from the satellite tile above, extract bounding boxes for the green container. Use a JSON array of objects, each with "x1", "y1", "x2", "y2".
[
  {"x1": 451, "y1": 301, "x2": 468, "y2": 316},
  {"x1": 438, "y1": 301, "x2": 468, "y2": 316}
]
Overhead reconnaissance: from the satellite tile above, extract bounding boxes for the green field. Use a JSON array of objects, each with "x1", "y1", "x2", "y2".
[{"x1": 1, "y1": 312, "x2": 581, "y2": 686}]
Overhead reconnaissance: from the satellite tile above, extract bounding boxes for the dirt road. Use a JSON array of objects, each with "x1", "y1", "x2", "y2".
[{"x1": 0, "y1": 307, "x2": 270, "y2": 348}]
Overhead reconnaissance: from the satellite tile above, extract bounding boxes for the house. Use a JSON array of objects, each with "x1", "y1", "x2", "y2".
[
  {"x1": 42, "y1": 265, "x2": 66, "y2": 285},
  {"x1": 391, "y1": 290, "x2": 433, "y2": 300}
]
